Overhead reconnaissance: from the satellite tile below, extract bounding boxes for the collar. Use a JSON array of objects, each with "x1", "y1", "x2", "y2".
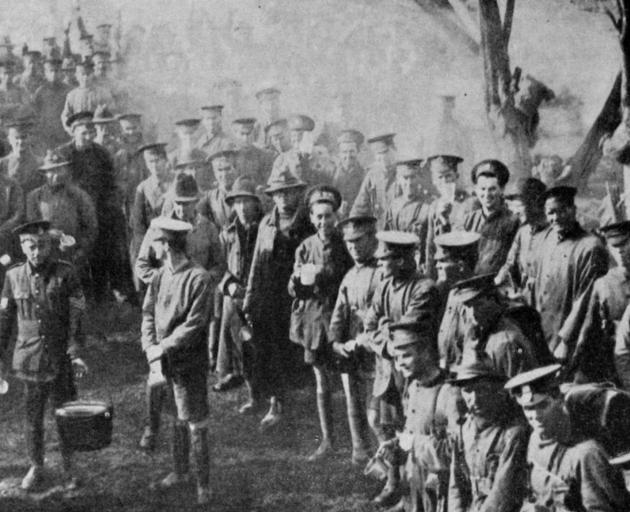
[
  {"x1": 166, "y1": 257, "x2": 191, "y2": 275},
  {"x1": 27, "y1": 258, "x2": 54, "y2": 277},
  {"x1": 555, "y1": 222, "x2": 584, "y2": 242}
]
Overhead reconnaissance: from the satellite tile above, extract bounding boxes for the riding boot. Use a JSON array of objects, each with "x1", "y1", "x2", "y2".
[{"x1": 346, "y1": 380, "x2": 370, "y2": 465}]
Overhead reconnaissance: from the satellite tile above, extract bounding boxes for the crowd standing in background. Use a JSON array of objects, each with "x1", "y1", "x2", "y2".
[{"x1": 2, "y1": 17, "x2": 630, "y2": 512}]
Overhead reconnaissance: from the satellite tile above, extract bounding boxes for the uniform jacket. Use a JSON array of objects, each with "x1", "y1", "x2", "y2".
[
  {"x1": 0, "y1": 259, "x2": 85, "y2": 382},
  {"x1": 288, "y1": 231, "x2": 353, "y2": 351},
  {"x1": 270, "y1": 148, "x2": 333, "y2": 189},
  {"x1": 0, "y1": 174, "x2": 24, "y2": 252},
  {"x1": 130, "y1": 175, "x2": 170, "y2": 250},
  {"x1": 449, "y1": 416, "x2": 529, "y2": 512},
  {"x1": 196, "y1": 130, "x2": 235, "y2": 157},
  {"x1": 135, "y1": 214, "x2": 225, "y2": 287},
  {"x1": 532, "y1": 224, "x2": 608, "y2": 357},
  {"x1": 363, "y1": 272, "x2": 440, "y2": 397},
  {"x1": 243, "y1": 206, "x2": 314, "y2": 326},
  {"x1": 168, "y1": 147, "x2": 213, "y2": 191},
  {"x1": 384, "y1": 196, "x2": 428, "y2": 238},
  {"x1": 497, "y1": 220, "x2": 548, "y2": 305},
  {"x1": 27, "y1": 183, "x2": 98, "y2": 253},
  {"x1": 576, "y1": 266, "x2": 630, "y2": 382},
  {"x1": 13, "y1": 73, "x2": 43, "y2": 100},
  {"x1": 141, "y1": 259, "x2": 212, "y2": 377},
  {"x1": 113, "y1": 142, "x2": 148, "y2": 218},
  {"x1": 464, "y1": 204, "x2": 519, "y2": 275},
  {"x1": 331, "y1": 160, "x2": 365, "y2": 217},
  {"x1": 198, "y1": 187, "x2": 233, "y2": 229},
  {"x1": 0, "y1": 150, "x2": 44, "y2": 195},
  {"x1": 351, "y1": 164, "x2": 399, "y2": 228},
  {"x1": 61, "y1": 85, "x2": 115, "y2": 132},
  {"x1": 526, "y1": 432, "x2": 630, "y2": 511},
  {"x1": 33, "y1": 80, "x2": 71, "y2": 148}
]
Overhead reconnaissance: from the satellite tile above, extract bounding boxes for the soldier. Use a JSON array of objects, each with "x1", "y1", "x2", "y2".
[
  {"x1": 448, "y1": 355, "x2": 529, "y2": 512},
  {"x1": 0, "y1": 120, "x2": 43, "y2": 195},
  {"x1": 13, "y1": 50, "x2": 44, "y2": 102},
  {"x1": 359, "y1": 231, "x2": 441, "y2": 506},
  {"x1": 288, "y1": 185, "x2": 353, "y2": 460},
  {"x1": 376, "y1": 319, "x2": 462, "y2": 512},
  {"x1": 351, "y1": 133, "x2": 398, "y2": 228},
  {"x1": 495, "y1": 178, "x2": 548, "y2": 305},
  {"x1": 57, "y1": 111, "x2": 125, "y2": 301},
  {"x1": 0, "y1": 220, "x2": 88, "y2": 490},
  {"x1": 136, "y1": 175, "x2": 224, "y2": 452},
  {"x1": 92, "y1": 105, "x2": 119, "y2": 155},
  {"x1": 384, "y1": 158, "x2": 427, "y2": 238},
  {"x1": 26, "y1": 152, "x2": 97, "y2": 282},
  {"x1": 129, "y1": 142, "x2": 171, "y2": 277},
  {"x1": 329, "y1": 215, "x2": 379, "y2": 465},
  {"x1": 215, "y1": 176, "x2": 263, "y2": 396},
  {"x1": 264, "y1": 118, "x2": 290, "y2": 158},
  {"x1": 269, "y1": 114, "x2": 331, "y2": 187},
  {"x1": 578, "y1": 221, "x2": 630, "y2": 386},
  {"x1": 453, "y1": 274, "x2": 541, "y2": 379},
  {"x1": 168, "y1": 119, "x2": 210, "y2": 191},
  {"x1": 42, "y1": 36, "x2": 61, "y2": 61},
  {"x1": 0, "y1": 60, "x2": 26, "y2": 123},
  {"x1": 196, "y1": 105, "x2": 235, "y2": 157},
  {"x1": 32, "y1": 57, "x2": 71, "y2": 149},
  {"x1": 532, "y1": 186, "x2": 608, "y2": 375},
  {"x1": 253, "y1": 86, "x2": 282, "y2": 147},
  {"x1": 92, "y1": 51, "x2": 111, "y2": 85},
  {"x1": 141, "y1": 217, "x2": 213, "y2": 505},
  {"x1": 232, "y1": 117, "x2": 274, "y2": 186},
  {"x1": 113, "y1": 113, "x2": 148, "y2": 219},
  {"x1": 464, "y1": 160, "x2": 519, "y2": 275},
  {"x1": 330, "y1": 129, "x2": 366, "y2": 219},
  {"x1": 243, "y1": 170, "x2": 313, "y2": 431},
  {"x1": 197, "y1": 149, "x2": 237, "y2": 229},
  {"x1": 505, "y1": 365, "x2": 630, "y2": 511},
  {"x1": 60, "y1": 58, "x2": 115, "y2": 133},
  {"x1": 421, "y1": 154, "x2": 475, "y2": 280},
  {"x1": 61, "y1": 57, "x2": 78, "y2": 89}
]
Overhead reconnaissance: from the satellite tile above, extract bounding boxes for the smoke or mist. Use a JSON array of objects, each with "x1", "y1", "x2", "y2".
[{"x1": 0, "y1": 0, "x2": 621, "y2": 166}]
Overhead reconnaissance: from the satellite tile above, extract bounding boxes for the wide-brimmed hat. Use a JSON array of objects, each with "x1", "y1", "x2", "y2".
[
  {"x1": 264, "y1": 169, "x2": 307, "y2": 195},
  {"x1": 225, "y1": 176, "x2": 260, "y2": 205},
  {"x1": 172, "y1": 174, "x2": 200, "y2": 203},
  {"x1": 39, "y1": 150, "x2": 70, "y2": 172}
]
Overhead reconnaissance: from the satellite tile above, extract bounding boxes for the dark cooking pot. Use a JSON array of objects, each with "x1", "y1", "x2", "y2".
[{"x1": 55, "y1": 400, "x2": 113, "y2": 452}]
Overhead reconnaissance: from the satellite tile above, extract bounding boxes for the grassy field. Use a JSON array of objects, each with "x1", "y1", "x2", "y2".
[{"x1": 0, "y1": 302, "x2": 383, "y2": 512}]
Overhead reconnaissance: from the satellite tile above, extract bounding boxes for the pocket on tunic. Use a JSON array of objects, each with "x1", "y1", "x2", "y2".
[{"x1": 13, "y1": 336, "x2": 49, "y2": 375}]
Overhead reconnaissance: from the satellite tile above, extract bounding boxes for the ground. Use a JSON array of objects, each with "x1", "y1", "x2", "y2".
[{"x1": 0, "y1": 302, "x2": 384, "y2": 512}]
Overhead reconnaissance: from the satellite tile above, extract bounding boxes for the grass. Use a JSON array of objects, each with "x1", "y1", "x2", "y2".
[{"x1": 0, "y1": 302, "x2": 383, "y2": 512}]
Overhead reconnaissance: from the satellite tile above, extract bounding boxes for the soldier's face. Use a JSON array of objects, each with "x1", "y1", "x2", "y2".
[
  {"x1": 374, "y1": 149, "x2": 395, "y2": 170},
  {"x1": 151, "y1": 237, "x2": 168, "y2": 261},
  {"x1": 144, "y1": 152, "x2": 168, "y2": 180},
  {"x1": 176, "y1": 125, "x2": 197, "y2": 144},
  {"x1": 234, "y1": 197, "x2": 258, "y2": 225},
  {"x1": 377, "y1": 255, "x2": 396, "y2": 278},
  {"x1": 95, "y1": 123, "x2": 115, "y2": 144},
  {"x1": 338, "y1": 142, "x2": 358, "y2": 169},
  {"x1": 20, "y1": 236, "x2": 51, "y2": 267},
  {"x1": 309, "y1": 202, "x2": 336, "y2": 238},
  {"x1": 213, "y1": 159, "x2": 235, "y2": 189},
  {"x1": 272, "y1": 188, "x2": 302, "y2": 214},
  {"x1": 8, "y1": 128, "x2": 27, "y2": 153},
  {"x1": 545, "y1": 198, "x2": 575, "y2": 235},
  {"x1": 233, "y1": 124, "x2": 254, "y2": 145},
  {"x1": 268, "y1": 127, "x2": 287, "y2": 152},
  {"x1": 23, "y1": 57, "x2": 36, "y2": 75},
  {"x1": 289, "y1": 130, "x2": 304, "y2": 149},
  {"x1": 345, "y1": 233, "x2": 376, "y2": 263},
  {"x1": 475, "y1": 175, "x2": 502, "y2": 212},
  {"x1": 173, "y1": 200, "x2": 198, "y2": 222},
  {"x1": 393, "y1": 343, "x2": 423, "y2": 378},
  {"x1": 76, "y1": 66, "x2": 92, "y2": 87},
  {"x1": 120, "y1": 119, "x2": 142, "y2": 144},
  {"x1": 396, "y1": 166, "x2": 418, "y2": 198},
  {"x1": 460, "y1": 379, "x2": 504, "y2": 421},
  {"x1": 431, "y1": 166, "x2": 457, "y2": 189},
  {"x1": 45, "y1": 167, "x2": 69, "y2": 188},
  {"x1": 202, "y1": 111, "x2": 222, "y2": 135},
  {"x1": 259, "y1": 95, "x2": 279, "y2": 117},
  {"x1": 506, "y1": 197, "x2": 526, "y2": 223},
  {"x1": 44, "y1": 63, "x2": 60, "y2": 83},
  {"x1": 436, "y1": 257, "x2": 464, "y2": 284},
  {"x1": 522, "y1": 396, "x2": 564, "y2": 440},
  {"x1": 73, "y1": 124, "x2": 93, "y2": 149},
  {"x1": 94, "y1": 58, "x2": 107, "y2": 77}
]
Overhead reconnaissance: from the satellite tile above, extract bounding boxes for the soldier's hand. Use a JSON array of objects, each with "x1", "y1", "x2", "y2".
[
  {"x1": 333, "y1": 341, "x2": 352, "y2": 358},
  {"x1": 553, "y1": 337, "x2": 569, "y2": 363},
  {"x1": 72, "y1": 357, "x2": 88, "y2": 379}
]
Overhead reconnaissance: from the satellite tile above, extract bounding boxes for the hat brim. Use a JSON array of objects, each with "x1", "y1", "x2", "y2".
[
  {"x1": 39, "y1": 162, "x2": 70, "y2": 172},
  {"x1": 225, "y1": 192, "x2": 260, "y2": 204},
  {"x1": 264, "y1": 183, "x2": 307, "y2": 195},
  {"x1": 172, "y1": 195, "x2": 199, "y2": 203}
]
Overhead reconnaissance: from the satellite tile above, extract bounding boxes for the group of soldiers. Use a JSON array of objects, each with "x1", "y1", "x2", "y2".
[{"x1": 1, "y1": 23, "x2": 630, "y2": 512}]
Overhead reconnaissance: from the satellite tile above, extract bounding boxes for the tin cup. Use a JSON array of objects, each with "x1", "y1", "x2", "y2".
[{"x1": 300, "y1": 264, "x2": 320, "y2": 286}]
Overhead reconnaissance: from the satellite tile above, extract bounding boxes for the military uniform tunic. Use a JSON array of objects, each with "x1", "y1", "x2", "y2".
[
  {"x1": 61, "y1": 85, "x2": 116, "y2": 132},
  {"x1": 196, "y1": 130, "x2": 235, "y2": 157},
  {"x1": 270, "y1": 148, "x2": 333, "y2": 188},
  {"x1": 449, "y1": 417, "x2": 529, "y2": 512},
  {"x1": 33, "y1": 80, "x2": 71, "y2": 149},
  {"x1": 351, "y1": 165, "x2": 398, "y2": 227},
  {"x1": 235, "y1": 144, "x2": 275, "y2": 186},
  {"x1": 197, "y1": 187, "x2": 233, "y2": 229},
  {"x1": 532, "y1": 224, "x2": 608, "y2": 361},
  {"x1": 525, "y1": 432, "x2": 630, "y2": 511},
  {"x1": 0, "y1": 150, "x2": 44, "y2": 196},
  {"x1": 463, "y1": 204, "x2": 519, "y2": 276},
  {"x1": 330, "y1": 160, "x2": 365, "y2": 218},
  {"x1": 384, "y1": 197, "x2": 428, "y2": 238}
]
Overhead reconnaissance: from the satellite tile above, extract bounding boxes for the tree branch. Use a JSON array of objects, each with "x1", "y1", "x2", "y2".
[{"x1": 503, "y1": 0, "x2": 515, "y2": 47}]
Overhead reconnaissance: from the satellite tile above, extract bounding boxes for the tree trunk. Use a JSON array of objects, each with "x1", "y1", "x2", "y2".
[{"x1": 478, "y1": 0, "x2": 532, "y2": 181}]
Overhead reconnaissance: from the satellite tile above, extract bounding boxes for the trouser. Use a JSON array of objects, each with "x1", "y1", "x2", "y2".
[
  {"x1": 24, "y1": 364, "x2": 76, "y2": 466},
  {"x1": 341, "y1": 371, "x2": 372, "y2": 454},
  {"x1": 216, "y1": 295, "x2": 243, "y2": 377},
  {"x1": 145, "y1": 380, "x2": 168, "y2": 434}
]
